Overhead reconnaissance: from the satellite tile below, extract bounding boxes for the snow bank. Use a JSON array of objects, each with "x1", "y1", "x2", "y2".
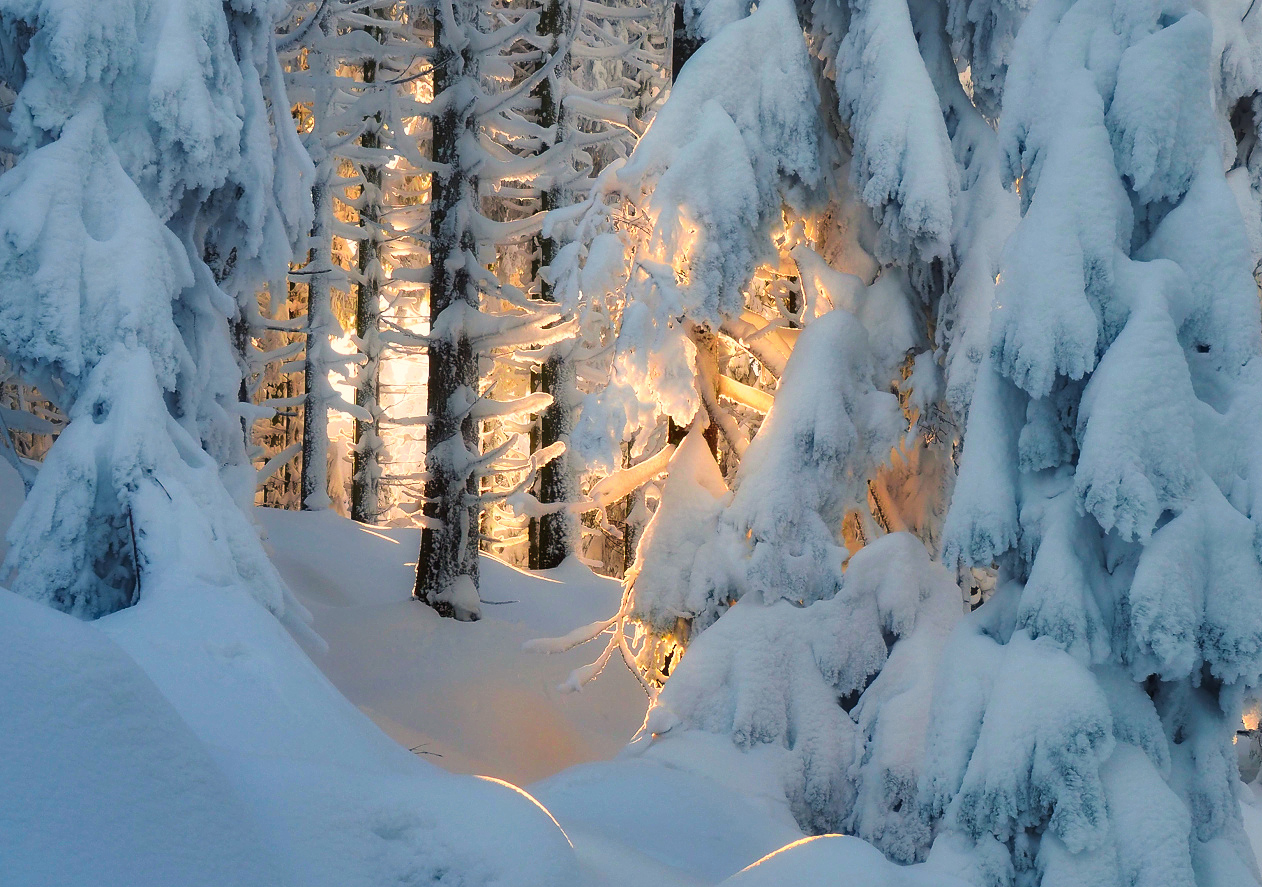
[
  {"x1": 719, "y1": 834, "x2": 973, "y2": 887},
  {"x1": 0, "y1": 589, "x2": 278, "y2": 887},
  {"x1": 259, "y1": 507, "x2": 648, "y2": 785},
  {"x1": 13, "y1": 570, "x2": 583, "y2": 887},
  {"x1": 533, "y1": 734, "x2": 803, "y2": 884},
  {"x1": 0, "y1": 463, "x2": 584, "y2": 886}
]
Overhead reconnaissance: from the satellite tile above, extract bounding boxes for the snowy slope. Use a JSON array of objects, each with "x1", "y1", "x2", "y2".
[
  {"x1": 532, "y1": 732, "x2": 804, "y2": 884},
  {"x1": 8, "y1": 457, "x2": 1260, "y2": 886},
  {"x1": 0, "y1": 589, "x2": 280, "y2": 887},
  {"x1": 258, "y1": 506, "x2": 808, "y2": 885},
  {"x1": 1, "y1": 568, "x2": 582, "y2": 887},
  {"x1": 258, "y1": 507, "x2": 648, "y2": 784},
  {"x1": 0, "y1": 447, "x2": 792, "y2": 887},
  {"x1": 0, "y1": 460, "x2": 580, "y2": 887}
]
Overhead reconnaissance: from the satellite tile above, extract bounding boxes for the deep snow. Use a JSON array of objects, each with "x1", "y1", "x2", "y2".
[
  {"x1": 5, "y1": 454, "x2": 1262, "y2": 886},
  {"x1": 259, "y1": 507, "x2": 646, "y2": 785}
]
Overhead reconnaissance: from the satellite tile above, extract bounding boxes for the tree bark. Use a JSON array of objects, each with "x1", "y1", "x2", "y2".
[
  {"x1": 351, "y1": 22, "x2": 385, "y2": 523},
  {"x1": 529, "y1": 0, "x2": 577, "y2": 570},
  {"x1": 670, "y1": 2, "x2": 701, "y2": 82},
  {"x1": 416, "y1": 0, "x2": 482, "y2": 618},
  {"x1": 301, "y1": 180, "x2": 334, "y2": 510}
]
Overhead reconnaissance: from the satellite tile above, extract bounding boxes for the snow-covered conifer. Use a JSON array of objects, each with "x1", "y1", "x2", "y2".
[
  {"x1": 515, "y1": 0, "x2": 671, "y2": 569},
  {"x1": 628, "y1": 303, "x2": 906, "y2": 646},
  {"x1": 0, "y1": 0, "x2": 310, "y2": 619},
  {"x1": 414, "y1": 0, "x2": 587, "y2": 618},
  {"x1": 936, "y1": 4, "x2": 1262, "y2": 883},
  {"x1": 561, "y1": 0, "x2": 830, "y2": 524},
  {"x1": 279, "y1": 0, "x2": 433, "y2": 517}
]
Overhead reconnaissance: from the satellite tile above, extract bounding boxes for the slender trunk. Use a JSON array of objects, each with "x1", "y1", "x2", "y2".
[
  {"x1": 416, "y1": 1, "x2": 482, "y2": 619},
  {"x1": 670, "y1": 2, "x2": 700, "y2": 82},
  {"x1": 301, "y1": 180, "x2": 334, "y2": 510},
  {"x1": 352, "y1": 28, "x2": 384, "y2": 523},
  {"x1": 666, "y1": 7, "x2": 715, "y2": 459},
  {"x1": 231, "y1": 315, "x2": 252, "y2": 449},
  {"x1": 529, "y1": 0, "x2": 576, "y2": 570}
]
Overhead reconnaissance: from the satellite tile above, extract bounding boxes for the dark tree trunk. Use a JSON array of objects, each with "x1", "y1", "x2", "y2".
[
  {"x1": 529, "y1": 0, "x2": 577, "y2": 570},
  {"x1": 416, "y1": 3, "x2": 482, "y2": 618},
  {"x1": 671, "y1": 3, "x2": 701, "y2": 82},
  {"x1": 301, "y1": 180, "x2": 333, "y2": 510}
]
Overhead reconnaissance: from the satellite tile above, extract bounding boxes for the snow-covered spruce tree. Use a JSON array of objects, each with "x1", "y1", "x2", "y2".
[
  {"x1": 528, "y1": 0, "x2": 1016, "y2": 861},
  {"x1": 501, "y1": 0, "x2": 669, "y2": 572},
  {"x1": 614, "y1": 2, "x2": 1262, "y2": 879},
  {"x1": 533, "y1": 0, "x2": 964, "y2": 669},
  {"x1": 350, "y1": 6, "x2": 390, "y2": 522},
  {"x1": 560, "y1": 0, "x2": 831, "y2": 523},
  {"x1": 415, "y1": 0, "x2": 576, "y2": 618},
  {"x1": 930, "y1": 4, "x2": 1262, "y2": 885},
  {"x1": 205, "y1": 0, "x2": 315, "y2": 487},
  {"x1": 533, "y1": 302, "x2": 962, "y2": 852},
  {"x1": 292, "y1": 0, "x2": 344, "y2": 512},
  {"x1": 280, "y1": 0, "x2": 436, "y2": 517},
  {"x1": 546, "y1": 0, "x2": 983, "y2": 594},
  {"x1": 205, "y1": 0, "x2": 316, "y2": 510},
  {"x1": 527, "y1": 0, "x2": 576, "y2": 570},
  {"x1": 520, "y1": 0, "x2": 673, "y2": 569},
  {"x1": 628, "y1": 299, "x2": 961, "y2": 860},
  {"x1": 0, "y1": 0, "x2": 310, "y2": 620},
  {"x1": 552, "y1": 0, "x2": 991, "y2": 578}
]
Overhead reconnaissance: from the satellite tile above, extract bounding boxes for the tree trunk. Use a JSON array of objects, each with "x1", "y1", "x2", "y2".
[
  {"x1": 301, "y1": 180, "x2": 334, "y2": 510},
  {"x1": 351, "y1": 24, "x2": 385, "y2": 523},
  {"x1": 667, "y1": 7, "x2": 716, "y2": 459},
  {"x1": 529, "y1": 0, "x2": 577, "y2": 570},
  {"x1": 670, "y1": 2, "x2": 701, "y2": 82},
  {"x1": 416, "y1": 0, "x2": 482, "y2": 619}
]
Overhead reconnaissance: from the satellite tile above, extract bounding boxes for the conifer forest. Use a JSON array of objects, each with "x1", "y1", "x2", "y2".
[{"x1": 7, "y1": 0, "x2": 1262, "y2": 884}]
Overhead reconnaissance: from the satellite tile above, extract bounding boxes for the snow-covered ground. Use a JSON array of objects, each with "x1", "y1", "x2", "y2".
[
  {"x1": 1, "y1": 497, "x2": 580, "y2": 884},
  {"x1": 6, "y1": 456, "x2": 1262, "y2": 886},
  {"x1": 259, "y1": 507, "x2": 646, "y2": 785},
  {"x1": 0, "y1": 450, "x2": 802, "y2": 887},
  {"x1": 257, "y1": 506, "x2": 810, "y2": 885}
]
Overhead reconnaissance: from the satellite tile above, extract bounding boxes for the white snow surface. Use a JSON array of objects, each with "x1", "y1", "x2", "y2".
[
  {"x1": 258, "y1": 506, "x2": 648, "y2": 784},
  {"x1": 2, "y1": 479, "x2": 586, "y2": 885},
  {"x1": 719, "y1": 834, "x2": 974, "y2": 887},
  {"x1": 7, "y1": 455, "x2": 1262, "y2": 886},
  {"x1": 0, "y1": 460, "x2": 782, "y2": 887}
]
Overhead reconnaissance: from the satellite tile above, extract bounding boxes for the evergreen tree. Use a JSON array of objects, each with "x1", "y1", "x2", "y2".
[
  {"x1": 933, "y1": 3, "x2": 1262, "y2": 883},
  {"x1": 524, "y1": 0, "x2": 673, "y2": 569},
  {"x1": 415, "y1": 0, "x2": 573, "y2": 618},
  {"x1": 281, "y1": 0, "x2": 432, "y2": 516},
  {"x1": 351, "y1": 12, "x2": 388, "y2": 523},
  {"x1": 0, "y1": 0, "x2": 310, "y2": 619},
  {"x1": 536, "y1": 3, "x2": 1262, "y2": 886},
  {"x1": 527, "y1": 0, "x2": 572, "y2": 570}
]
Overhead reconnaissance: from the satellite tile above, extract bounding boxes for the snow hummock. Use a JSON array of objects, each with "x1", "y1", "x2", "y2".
[
  {"x1": 0, "y1": 459, "x2": 588, "y2": 887},
  {"x1": 719, "y1": 834, "x2": 973, "y2": 886}
]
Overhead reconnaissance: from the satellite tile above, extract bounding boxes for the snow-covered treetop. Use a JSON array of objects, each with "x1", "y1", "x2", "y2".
[{"x1": 622, "y1": 0, "x2": 826, "y2": 321}]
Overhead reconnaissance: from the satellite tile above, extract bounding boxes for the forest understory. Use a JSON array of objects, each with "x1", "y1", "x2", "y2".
[{"x1": 6, "y1": 0, "x2": 1262, "y2": 884}]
